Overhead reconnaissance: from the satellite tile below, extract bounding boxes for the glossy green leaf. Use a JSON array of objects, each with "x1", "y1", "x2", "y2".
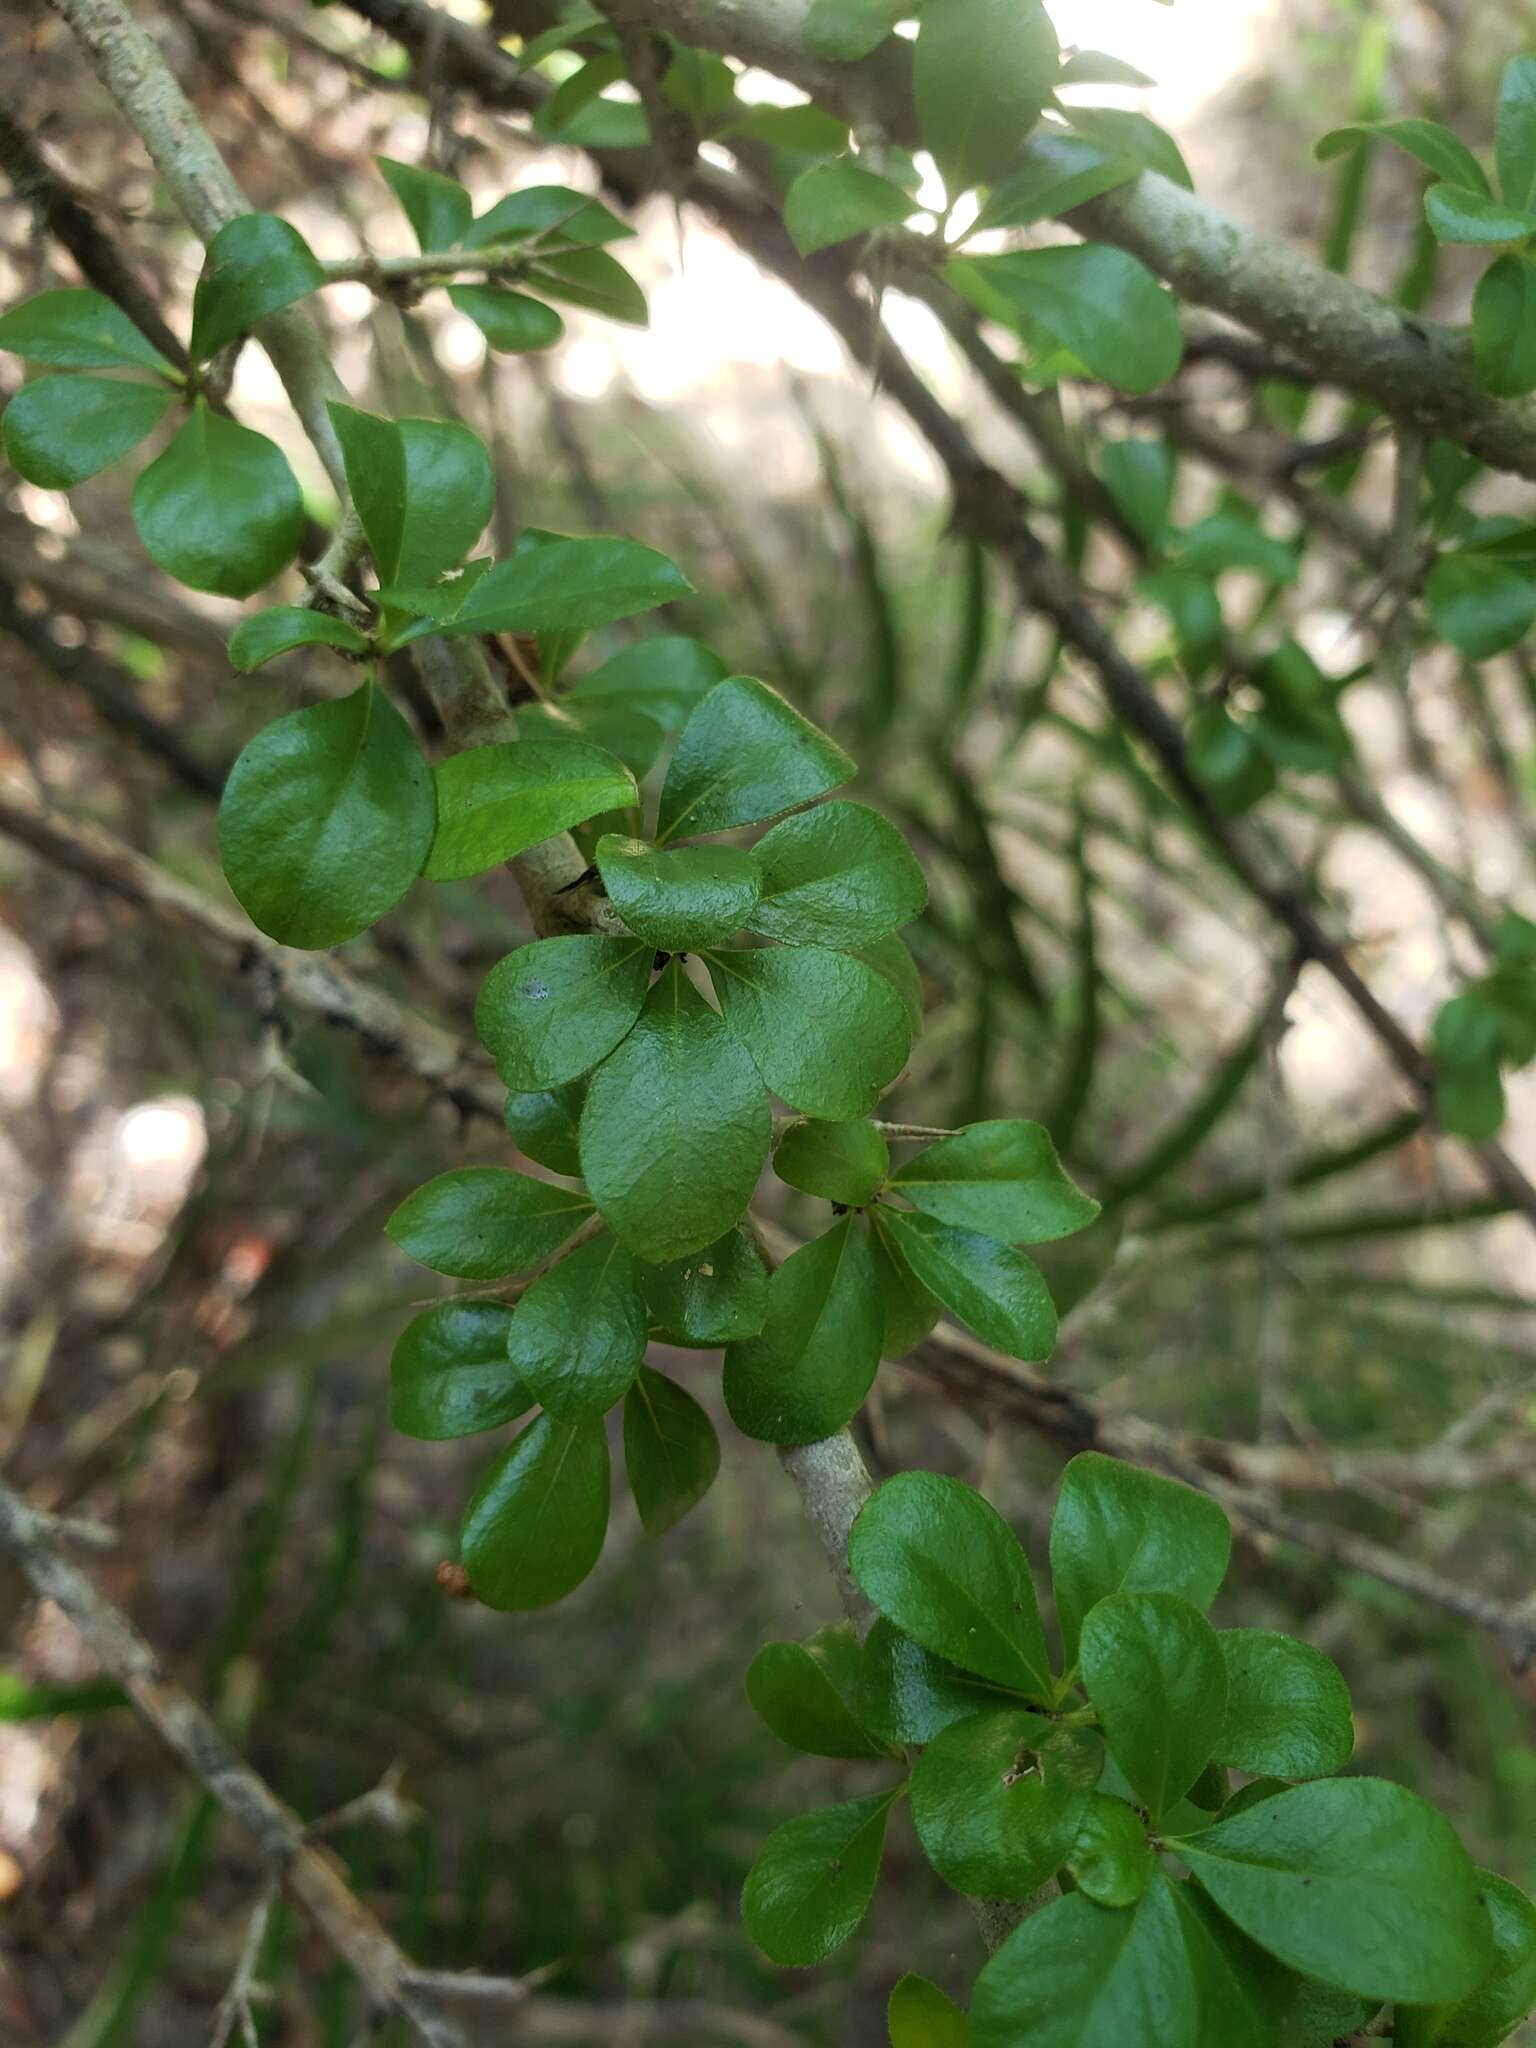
[
  {"x1": 425, "y1": 535, "x2": 690, "y2": 637},
  {"x1": 504, "y1": 1081, "x2": 587, "y2": 1176},
  {"x1": 856, "y1": 931, "x2": 925, "y2": 1034},
  {"x1": 870, "y1": 1221, "x2": 941, "y2": 1359},
  {"x1": 464, "y1": 184, "x2": 633, "y2": 250},
  {"x1": 914, "y1": 0, "x2": 1058, "y2": 193},
  {"x1": 595, "y1": 835, "x2": 762, "y2": 951},
  {"x1": 1498, "y1": 55, "x2": 1536, "y2": 212},
  {"x1": 722, "y1": 1215, "x2": 882, "y2": 1443},
  {"x1": 974, "y1": 133, "x2": 1140, "y2": 233},
  {"x1": 579, "y1": 961, "x2": 771, "y2": 1262},
  {"x1": 506, "y1": 1232, "x2": 646, "y2": 1419},
  {"x1": 707, "y1": 945, "x2": 912, "y2": 1119},
  {"x1": 477, "y1": 935, "x2": 652, "y2": 1091},
  {"x1": 1396, "y1": 1869, "x2": 1536, "y2": 2048},
  {"x1": 2, "y1": 375, "x2": 171, "y2": 488},
  {"x1": 0, "y1": 287, "x2": 174, "y2": 373},
  {"x1": 228, "y1": 604, "x2": 371, "y2": 670},
  {"x1": 774, "y1": 1118, "x2": 889, "y2": 1206},
  {"x1": 1175, "y1": 1877, "x2": 1362, "y2": 2046},
  {"x1": 189, "y1": 214, "x2": 325, "y2": 362},
  {"x1": 1425, "y1": 184, "x2": 1536, "y2": 245},
  {"x1": 525, "y1": 246, "x2": 648, "y2": 325},
  {"x1": 330, "y1": 405, "x2": 495, "y2": 595},
  {"x1": 622, "y1": 1365, "x2": 721, "y2": 1535},
  {"x1": 447, "y1": 284, "x2": 564, "y2": 353},
  {"x1": 1079, "y1": 1592, "x2": 1226, "y2": 1818},
  {"x1": 804, "y1": 0, "x2": 906, "y2": 61},
  {"x1": 1214, "y1": 1629, "x2": 1353, "y2": 1780},
  {"x1": 1473, "y1": 254, "x2": 1536, "y2": 397},
  {"x1": 460, "y1": 1412, "x2": 609, "y2": 1610},
  {"x1": 1174, "y1": 1778, "x2": 1488, "y2": 2004},
  {"x1": 889, "y1": 1120, "x2": 1097, "y2": 1245},
  {"x1": 385, "y1": 1166, "x2": 592, "y2": 1280},
  {"x1": 742, "y1": 1792, "x2": 894, "y2": 1967},
  {"x1": 389, "y1": 1300, "x2": 531, "y2": 1439},
  {"x1": 747, "y1": 1624, "x2": 887, "y2": 1759},
  {"x1": 971, "y1": 1884, "x2": 1198, "y2": 2048},
  {"x1": 133, "y1": 403, "x2": 302, "y2": 596},
  {"x1": 955, "y1": 245, "x2": 1182, "y2": 393},
  {"x1": 426, "y1": 736, "x2": 637, "y2": 881},
  {"x1": 912, "y1": 1709, "x2": 1095, "y2": 1897},
  {"x1": 378, "y1": 154, "x2": 472, "y2": 251},
  {"x1": 1063, "y1": 107, "x2": 1192, "y2": 189},
  {"x1": 638, "y1": 1225, "x2": 768, "y2": 1345},
  {"x1": 750, "y1": 799, "x2": 927, "y2": 947},
  {"x1": 879, "y1": 1211, "x2": 1056, "y2": 1362},
  {"x1": 1425, "y1": 552, "x2": 1536, "y2": 659},
  {"x1": 888, "y1": 1974, "x2": 970, "y2": 2048},
  {"x1": 784, "y1": 156, "x2": 911, "y2": 253},
  {"x1": 1101, "y1": 439, "x2": 1176, "y2": 549},
  {"x1": 1066, "y1": 1793, "x2": 1153, "y2": 1907},
  {"x1": 849, "y1": 1470, "x2": 1052, "y2": 1697},
  {"x1": 1049, "y1": 1451, "x2": 1232, "y2": 1665},
  {"x1": 858, "y1": 1619, "x2": 1004, "y2": 1744},
  {"x1": 568, "y1": 634, "x2": 728, "y2": 732},
  {"x1": 1438, "y1": 1054, "x2": 1507, "y2": 1141},
  {"x1": 657, "y1": 675, "x2": 854, "y2": 842},
  {"x1": 1315, "y1": 118, "x2": 1491, "y2": 196},
  {"x1": 217, "y1": 682, "x2": 434, "y2": 947}
]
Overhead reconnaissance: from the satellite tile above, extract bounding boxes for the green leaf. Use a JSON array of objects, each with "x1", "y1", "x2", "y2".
[
  {"x1": 228, "y1": 605, "x2": 370, "y2": 670},
  {"x1": 1063, "y1": 107, "x2": 1192, "y2": 190},
  {"x1": 911, "y1": 1709, "x2": 1095, "y2": 1898},
  {"x1": 1425, "y1": 184, "x2": 1536, "y2": 245},
  {"x1": 1175, "y1": 1878, "x2": 1362, "y2": 2046},
  {"x1": 378, "y1": 154, "x2": 472, "y2": 251},
  {"x1": 856, "y1": 931, "x2": 925, "y2": 1034},
  {"x1": 750, "y1": 799, "x2": 927, "y2": 947},
  {"x1": 1214, "y1": 1630, "x2": 1353, "y2": 1780},
  {"x1": 460, "y1": 1412, "x2": 609, "y2": 1609},
  {"x1": 568, "y1": 633, "x2": 728, "y2": 731},
  {"x1": 1438, "y1": 1055, "x2": 1507, "y2": 1141},
  {"x1": 784, "y1": 155, "x2": 912, "y2": 254},
  {"x1": 448, "y1": 284, "x2": 564, "y2": 353},
  {"x1": 953, "y1": 245, "x2": 1182, "y2": 394},
  {"x1": 973, "y1": 133, "x2": 1141, "y2": 234},
  {"x1": 1473, "y1": 254, "x2": 1536, "y2": 397},
  {"x1": 525, "y1": 246, "x2": 648, "y2": 325},
  {"x1": 870, "y1": 1223, "x2": 941, "y2": 1359},
  {"x1": 775, "y1": 1118, "x2": 889, "y2": 1206},
  {"x1": 1048, "y1": 1451, "x2": 1232, "y2": 1666},
  {"x1": 848, "y1": 1470, "x2": 1052, "y2": 1697},
  {"x1": 707, "y1": 945, "x2": 911, "y2": 1119},
  {"x1": 476, "y1": 935, "x2": 652, "y2": 1091},
  {"x1": 189, "y1": 214, "x2": 326, "y2": 363},
  {"x1": 1101, "y1": 439, "x2": 1176, "y2": 550},
  {"x1": 133, "y1": 403, "x2": 303, "y2": 597},
  {"x1": 914, "y1": 0, "x2": 1058, "y2": 193},
  {"x1": 637, "y1": 1226, "x2": 768, "y2": 1345},
  {"x1": 889, "y1": 1975, "x2": 970, "y2": 2048},
  {"x1": 722, "y1": 1216, "x2": 883, "y2": 1443},
  {"x1": 1177, "y1": 512, "x2": 1296, "y2": 583},
  {"x1": 1056, "y1": 50, "x2": 1154, "y2": 87},
  {"x1": 1174, "y1": 1778, "x2": 1488, "y2": 2004},
  {"x1": 1396, "y1": 1869, "x2": 1536, "y2": 2048},
  {"x1": 504, "y1": 1082, "x2": 587, "y2": 1176},
  {"x1": 889, "y1": 1120, "x2": 1097, "y2": 1245},
  {"x1": 464, "y1": 184, "x2": 633, "y2": 250},
  {"x1": 1315, "y1": 118, "x2": 1491, "y2": 197},
  {"x1": 858, "y1": 1619, "x2": 1005, "y2": 1744},
  {"x1": 425, "y1": 736, "x2": 637, "y2": 882},
  {"x1": 389, "y1": 1301, "x2": 531, "y2": 1439},
  {"x1": 622, "y1": 1365, "x2": 721, "y2": 1535},
  {"x1": 879, "y1": 1211, "x2": 1056, "y2": 1362},
  {"x1": 1186, "y1": 705, "x2": 1276, "y2": 814},
  {"x1": 657, "y1": 675, "x2": 854, "y2": 842},
  {"x1": 217, "y1": 681, "x2": 434, "y2": 947},
  {"x1": 971, "y1": 1885, "x2": 1199, "y2": 2048},
  {"x1": 741, "y1": 1792, "x2": 894, "y2": 1967},
  {"x1": 1079, "y1": 1592, "x2": 1226, "y2": 1818},
  {"x1": 580, "y1": 960, "x2": 771, "y2": 1262},
  {"x1": 330, "y1": 405, "x2": 495, "y2": 593},
  {"x1": 1066, "y1": 1793, "x2": 1154, "y2": 1907},
  {"x1": 385, "y1": 1166, "x2": 592, "y2": 1280},
  {"x1": 1425, "y1": 552, "x2": 1536, "y2": 659},
  {"x1": 804, "y1": 0, "x2": 906, "y2": 61},
  {"x1": 1498, "y1": 55, "x2": 1536, "y2": 212},
  {"x1": 0, "y1": 287, "x2": 174, "y2": 373},
  {"x1": 2, "y1": 375, "x2": 171, "y2": 488},
  {"x1": 427, "y1": 535, "x2": 690, "y2": 637},
  {"x1": 595, "y1": 834, "x2": 762, "y2": 951},
  {"x1": 747, "y1": 1625, "x2": 887, "y2": 1759},
  {"x1": 506, "y1": 1232, "x2": 647, "y2": 1419}
]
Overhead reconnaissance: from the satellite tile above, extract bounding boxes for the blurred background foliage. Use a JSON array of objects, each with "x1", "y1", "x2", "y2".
[{"x1": 3, "y1": 0, "x2": 1536, "y2": 2040}]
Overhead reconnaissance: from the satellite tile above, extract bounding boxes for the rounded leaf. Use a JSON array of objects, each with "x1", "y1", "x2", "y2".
[
  {"x1": 954, "y1": 245, "x2": 1183, "y2": 394},
  {"x1": 477, "y1": 936, "x2": 652, "y2": 1092},
  {"x1": 751, "y1": 799, "x2": 928, "y2": 948},
  {"x1": 133, "y1": 404, "x2": 303, "y2": 597},
  {"x1": 1396, "y1": 1869, "x2": 1536, "y2": 2048},
  {"x1": 972, "y1": 1886, "x2": 1198, "y2": 2048},
  {"x1": 774, "y1": 1118, "x2": 890, "y2": 1206},
  {"x1": 914, "y1": 0, "x2": 1058, "y2": 192},
  {"x1": 0, "y1": 287, "x2": 174, "y2": 372},
  {"x1": 189, "y1": 214, "x2": 325, "y2": 363},
  {"x1": 746, "y1": 1626, "x2": 886, "y2": 1759},
  {"x1": 390, "y1": 1301, "x2": 531, "y2": 1439},
  {"x1": 461, "y1": 1412, "x2": 609, "y2": 1610},
  {"x1": 3, "y1": 375, "x2": 171, "y2": 488},
  {"x1": 858, "y1": 1619, "x2": 1004, "y2": 1746},
  {"x1": 707, "y1": 944, "x2": 912, "y2": 1119},
  {"x1": 385, "y1": 1166, "x2": 592, "y2": 1280},
  {"x1": 742, "y1": 1793, "x2": 893, "y2": 1967},
  {"x1": 569, "y1": 634, "x2": 728, "y2": 731},
  {"x1": 595, "y1": 834, "x2": 762, "y2": 951},
  {"x1": 722, "y1": 1216, "x2": 883, "y2": 1444},
  {"x1": 448, "y1": 284, "x2": 564, "y2": 353},
  {"x1": 880, "y1": 1210, "x2": 1056, "y2": 1363},
  {"x1": 426, "y1": 735, "x2": 637, "y2": 881},
  {"x1": 888, "y1": 1974, "x2": 970, "y2": 2048},
  {"x1": 1079, "y1": 1592, "x2": 1227, "y2": 1819},
  {"x1": 506, "y1": 1232, "x2": 647, "y2": 1418},
  {"x1": 622, "y1": 1365, "x2": 721, "y2": 1536},
  {"x1": 1066, "y1": 1794, "x2": 1154, "y2": 1908},
  {"x1": 1214, "y1": 1630, "x2": 1353, "y2": 1780},
  {"x1": 658, "y1": 675, "x2": 854, "y2": 842},
  {"x1": 637, "y1": 1226, "x2": 768, "y2": 1346},
  {"x1": 912, "y1": 1709, "x2": 1094, "y2": 1898},
  {"x1": 378, "y1": 155, "x2": 472, "y2": 252},
  {"x1": 228, "y1": 605, "x2": 370, "y2": 670},
  {"x1": 889, "y1": 1120, "x2": 1097, "y2": 1245},
  {"x1": 504, "y1": 1082, "x2": 587, "y2": 1176}
]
